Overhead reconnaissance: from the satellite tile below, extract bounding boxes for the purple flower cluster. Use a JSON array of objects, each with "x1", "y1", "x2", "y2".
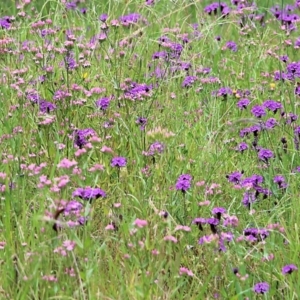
[
  {"x1": 204, "y1": 2, "x2": 230, "y2": 17},
  {"x1": 111, "y1": 157, "x2": 127, "y2": 168},
  {"x1": 175, "y1": 174, "x2": 192, "y2": 193},
  {"x1": 0, "y1": 16, "x2": 12, "y2": 29},
  {"x1": 143, "y1": 141, "x2": 165, "y2": 156},
  {"x1": 282, "y1": 264, "x2": 298, "y2": 275},
  {"x1": 182, "y1": 76, "x2": 197, "y2": 88},
  {"x1": 95, "y1": 96, "x2": 113, "y2": 111},
  {"x1": 253, "y1": 282, "x2": 269, "y2": 294},
  {"x1": 226, "y1": 41, "x2": 238, "y2": 52},
  {"x1": 73, "y1": 187, "x2": 106, "y2": 202},
  {"x1": 124, "y1": 82, "x2": 153, "y2": 100},
  {"x1": 73, "y1": 128, "x2": 95, "y2": 148},
  {"x1": 244, "y1": 227, "x2": 269, "y2": 242}
]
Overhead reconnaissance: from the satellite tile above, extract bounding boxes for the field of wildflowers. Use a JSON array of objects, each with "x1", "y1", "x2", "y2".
[{"x1": 0, "y1": 0, "x2": 300, "y2": 299}]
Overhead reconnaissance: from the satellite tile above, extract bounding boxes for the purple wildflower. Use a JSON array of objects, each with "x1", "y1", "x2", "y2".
[
  {"x1": 182, "y1": 76, "x2": 197, "y2": 88},
  {"x1": 237, "y1": 142, "x2": 248, "y2": 152},
  {"x1": 226, "y1": 171, "x2": 243, "y2": 184},
  {"x1": 192, "y1": 218, "x2": 207, "y2": 231},
  {"x1": 263, "y1": 100, "x2": 282, "y2": 114},
  {"x1": 144, "y1": 141, "x2": 165, "y2": 156},
  {"x1": 282, "y1": 264, "x2": 298, "y2": 275},
  {"x1": 212, "y1": 207, "x2": 227, "y2": 220},
  {"x1": 265, "y1": 118, "x2": 278, "y2": 129},
  {"x1": 226, "y1": 41, "x2": 238, "y2": 52},
  {"x1": 74, "y1": 128, "x2": 95, "y2": 148},
  {"x1": 237, "y1": 98, "x2": 250, "y2": 110},
  {"x1": 95, "y1": 97, "x2": 111, "y2": 111},
  {"x1": 73, "y1": 187, "x2": 106, "y2": 202},
  {"x1": 39, "y1": 100, "x2": 56, "y2": 113},
  {"x1": 136, "y1": 117, "x2": 147, "y2": 130},
  {"x1": 99, "y1": 14, "x2": 108, "y2": 22},
  {"x1": 207, "y1": 218, "x2": 219, "y2": 234},
  {"x1": 111, "y1": 157, "x2": 127, "y2": 168},
  {"x1": 253, "y1": 282, "x2": 269, "y2": 294},
  {"x1": 0, "y1": 16, "x2": 12, "y2": 29},
  {"x1": 242, "y1": 191, "x2": 257, "y2": 208},
  {"x1": 251, "y1": 105, "x2": 266, "y2": 118},
  {"x1": 258, "y1": 148, "x2": 274, "y2": 163}
]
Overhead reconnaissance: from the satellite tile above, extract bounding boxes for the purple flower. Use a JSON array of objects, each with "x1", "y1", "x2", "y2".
[
  {"x1": 39, "y1": 100, "x2": 56, "y2": 113},
  {"x1": 111, "y1": 157, "x2": 127, "y2": 168},
  {"x1": 237, "y1": 142, "x2": 248, "y2": 152},
  {"x1": 144, "y1": 141, "x2": 165, "y2": 156},
  {"x1": 182, "y1": 76, "x2": 197, "y2": 88},
  {"x1": 192, "y1": 218, "x2": 207, "y2": 230},
  {"x1": 263, "y1": 100, "x2": 282, "y2": 114},
  {"x1": 226, "y1": 41, "x2": 237, "y2": 52},
  {"x1": 265, "y1": 118, "x2": 278, "y2": 129},
  {"x1": 282, "y1": 264, "x2": 298, "y2": 275},
  {"x1": 242, "y1": 191, "x2": 257, "y2": 208},
  {"x1": 175, "y1": 180, "x2": 191, "y2": 193},
  {"x1": 99, "y1": 14, "x2": 108, "y2": 22},
  {"x1": 212, "y1": 207, "x2": 227, "y2": 220},
  {"x1": 64, "y1": 201, "x2": 83, "y2": 215},
  {"x1": 258, "y1": 148, "x2": 274, "y2": 163},
  {"x1": 251, "y1": 105, "x2": 266, "y2": 118},
  {"x1": 226, "y1": 171, "x2": 243, "y2": 184},
  {"x1": 74, "y1": 128, "x2": 95, "y2": 148},
  {"x1": 0, "y1": 16, "x2": 12, "y2": 29},
  {"x1": 241, "y1": 174, "x2": 264, "y2": 187},
  {"x1": 237, "y1": 98, "x2": 250, "y2": 110},
  {"x1": 273, "y1": 175, "x2": 287, "y2": 189},
  {"x1": 216, "y1": 87, "x2": 232, "y2": 98},
  {"x1": 152, "y1": 51, "x2": 168, "y2": 60},
  {"x1": 136, "y1": 117, "x2": 147, "y2": 130},
  {"x1": 73, "y1": 187, "x2": 106, "y2": 201},
  {"x1": 253, "y1": 282, "x2": 269, "y2": 294},
  {"x1": 65, "y1": 1, "x2": 77, "y2": 10},
  {"x1": 175, "y1": 174, "x2": 192, "y2": 193},
  {"x1": 95, "y1": 97, "x2": 111, "y2": 111},
  {"x1": 244, "y1": 228, "x2": 269, "y2": 241},
  {"x1": 207, "y1": 218, "x2": 219, "y2": 234},
  {"x1": 119, "y1": 13, "x2": 142, "y2": 26}
]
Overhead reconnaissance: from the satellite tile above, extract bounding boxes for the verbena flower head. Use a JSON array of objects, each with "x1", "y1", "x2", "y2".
[
  {"x1": 226, "y1": 41, "x2": 237, "y2": 52},
  {"x1": 175, "y1": 174, "x2": 192, "y2": 193},
  {"x1": 282, "y1": 264, "x2": 298, "y2": 275},
  {"x1": 144, "y1": 141, "x2": 165, "y2": 156},
  {"x1": 111, "y1": 157, "x2": 127, "y2": 168},
  {"x1": 237, "y1": 98, "x2": 250, "y2": 110},
  {"x1": 212, "y1": 207, "x2": 227, "y2": 220},
  {"x1": 95, "y1": 97, "x2": 111, "y2": 111},
  {"x1": 99, "y1": 14, "x2": 108, "y2": 22},
  {"x1": 244, "y1": 228, "x2": 269, "y2": 242},
  {"x1": 74, "y1": 128, "x2": 95, "y2": 149},
  {"x1": 136, "y1": 117, "x2": 147, "y2": 130},
  {"x1": 73, "y1": 187, "x2": 106, "y2": 201},
  {"x1": 182, "y1": 76, "x2": 197, "y2": 88},
  {"x1": 226, "y1": 171, "x2": 243, "y2": 184},
  {"x1": 263, "y1": 100, "x2": 282, "y2": 114},
  {"x1": 251, "y1": 105, "x2": 266, "y2": 118},
  {"x1": 258, "y1": 148, "x2": 274, "y2": 163},
  {"x1": 253, "y1": 282, "x2": 269, "y2": 294}
]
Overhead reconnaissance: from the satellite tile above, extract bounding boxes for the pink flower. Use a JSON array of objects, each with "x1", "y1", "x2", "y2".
[
  {"x1": 175, "y1": 225, "x2": 191, "y2": 232},
  {"x1": 101, "y1": 146, "x2": 113, "y2": 153},
  {"x1": 134, "y1": 218, "x2": 148, "y2": 228},
  {"x1": 179, "y1": 267, "x2": 194, "y2": 277},
  {"x1": 62, "y1": 240, "x2": 76, "y2": 251},
  {"x1": 42, "y1": 275, "x2": 57, "y2": 282},
  {"x1": 105, "y1": 224, "x2": 115, "y2": 230},
  {"x1": 164, "y1": 235, "x2": 178, "y2": 243},
  {"x1": 57, "y1": 158, "x2": 77, "y2": 168}
]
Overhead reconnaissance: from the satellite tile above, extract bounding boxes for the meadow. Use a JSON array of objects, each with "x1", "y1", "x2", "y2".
[{"x1": 0, "y1": 0, "x2": 299, "y2": 299}]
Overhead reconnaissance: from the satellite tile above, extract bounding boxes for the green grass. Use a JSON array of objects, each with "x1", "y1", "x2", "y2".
[{"x1": 0, "y1": 0, "x2": 299, "y2": 299}]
